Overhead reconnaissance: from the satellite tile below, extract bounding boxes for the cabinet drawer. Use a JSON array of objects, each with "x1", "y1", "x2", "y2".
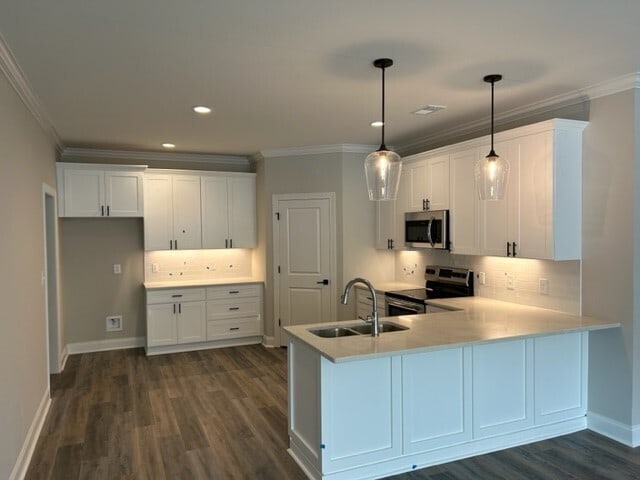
[
  {"x1": 146, "y1": 288, "x2": 206, "y2": 304},
  {"x1": 206, "y1": 284, "x2": 261, "y2": 299},
  {"x1": 207, "y1": 317, "x2": 261, "y2": 340},
  {"x1": 355, "y1": 287, "x2": 384, "y2": 305},
  {"x1": 207, "y1": 298, "x2": 260, "y2": 319}
]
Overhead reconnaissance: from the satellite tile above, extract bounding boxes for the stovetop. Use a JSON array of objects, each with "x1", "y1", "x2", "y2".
[{"x1": 385, "y1": 265, "x2": 474, "y2": 304}]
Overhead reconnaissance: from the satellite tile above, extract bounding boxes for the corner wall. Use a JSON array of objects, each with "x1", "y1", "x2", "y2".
[{"x1": 0, "y1": 72, "x2": 57, "y2": 477}]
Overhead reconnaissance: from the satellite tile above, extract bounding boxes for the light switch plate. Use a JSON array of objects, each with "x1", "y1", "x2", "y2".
[
  {"x1": 539, "y1": 278, "x2": 550, "y2": 295},
  {"x1": 113, "y1": 264, "x2": 121, "y2": 274},
  {"x1": 106, "y1": 315, "x2": 123, "y2": 331},
  {"x1": 478, "y1": 272, "x2": 486, "y2": 285},
  {"x1": 506, "y1": 274, "x2": 515, "y2": 290},
  {"x1": 152, "y1": 263, "x2": 159, "y2": 273}
]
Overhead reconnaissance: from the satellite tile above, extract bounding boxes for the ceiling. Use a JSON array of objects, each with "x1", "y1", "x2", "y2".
[{"x1": 0, "y1": 1, "x2": 638, "y2": 157}]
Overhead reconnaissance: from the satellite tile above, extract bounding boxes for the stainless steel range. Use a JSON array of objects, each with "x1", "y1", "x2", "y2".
[{"x1": 385, "y1": 265, "x2": 474, "y2": 316}]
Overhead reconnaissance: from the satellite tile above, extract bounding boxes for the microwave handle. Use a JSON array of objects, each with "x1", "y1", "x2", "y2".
[{"x1": 427, "y1": 217, "x2": 435, "y2": 247}]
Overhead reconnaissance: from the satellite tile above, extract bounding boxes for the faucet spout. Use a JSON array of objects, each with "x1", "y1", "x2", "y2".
[{"x1": 341, "y1": 277, "x2": 380, "y2": 336}]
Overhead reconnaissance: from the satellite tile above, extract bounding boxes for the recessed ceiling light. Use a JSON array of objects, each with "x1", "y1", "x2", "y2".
[
  {"x1": 370, "y1": 121, "x2": 384, "y2": 127},
  {"x1": 162, "y1": 143, "x2": 176, "y2": 149},
  {"x1": 193, "y1": 105, "x2": 212, "y2": 114},
  {"x1": 412, "y1": 105, "x2": 447, "y2": 115}
]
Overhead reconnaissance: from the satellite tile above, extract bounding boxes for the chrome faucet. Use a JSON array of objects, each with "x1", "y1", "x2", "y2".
[{"x1": 341, "y1": 277, "x2": 380, "y2": 336}]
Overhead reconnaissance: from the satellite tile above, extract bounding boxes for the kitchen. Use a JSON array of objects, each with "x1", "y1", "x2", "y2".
[{"x1": 1, "y1": 2, "x2": 640, "y2": 479}]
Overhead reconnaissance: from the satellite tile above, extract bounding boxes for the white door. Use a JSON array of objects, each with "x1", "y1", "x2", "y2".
[{"x1": 275, "y1": 195, "x2": 335, "y2": 346}]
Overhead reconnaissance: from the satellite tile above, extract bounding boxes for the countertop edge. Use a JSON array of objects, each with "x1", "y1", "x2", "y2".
[{"x1": 144, "y1": 278, "x2": 263, "y2": 289}]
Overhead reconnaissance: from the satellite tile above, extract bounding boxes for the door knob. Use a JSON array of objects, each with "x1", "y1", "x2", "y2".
[{"x1": 317, "y1": 279, "x2": 329, "y2": 285}]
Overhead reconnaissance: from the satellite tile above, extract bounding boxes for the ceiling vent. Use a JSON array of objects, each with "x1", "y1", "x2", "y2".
[{"x1": 412, "y1": 105, "x2": 447, "y2": 115}]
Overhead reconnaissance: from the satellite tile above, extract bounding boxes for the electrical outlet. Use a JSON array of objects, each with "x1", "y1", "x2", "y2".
[
  {"x1": 539, "y1": 278, "x2": 550, "y2": 295},
  {"x1": 106, "y1": 315, "x2": 123, "y2": 332},
  {"x1": 506, "y1": 274, "x2": 515, "y2": 290},
  {"x1": 113, "y1": 264, "x2": 121, "y2": 274},
  {"x1": 152, "y1": 263, "x2": 159, "y2": 273},
  {"x1": 478, "y1": 272, "x2": 486, "y2": 285}
]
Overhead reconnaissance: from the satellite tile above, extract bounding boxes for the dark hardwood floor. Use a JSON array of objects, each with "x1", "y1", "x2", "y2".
[{"x1": 26, "y1": 345, "x2": 640, "y2": 479}]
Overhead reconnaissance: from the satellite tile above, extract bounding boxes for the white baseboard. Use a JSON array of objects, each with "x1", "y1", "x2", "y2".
[
  {"x1": 66, "y1": 336, "x2": 145, "y2": 355},
  {"x1": 587, "y1": 411, "x2": 640, "y2": 447},
  {"x1": 57, "y1": 346, "x2": 68, "y2": 373},
  {"x1": 9, "y1": 388, "x2": 51, "y2": 480},
  {"x1": 262, "y1": 335, "x2": 277, "y2": 347}
]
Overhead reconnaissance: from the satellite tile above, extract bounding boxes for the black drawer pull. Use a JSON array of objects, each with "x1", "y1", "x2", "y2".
[
  {"x1": 229, "y1": 307, "x2": 240, "y2": 311},
  {"x1": 229, "y1": 327, "x2": 240, "y2": 331},
  {"x1": 229, "y1": 290, "x2": 240, "y2": 294},
  {"x1": 171, "y1": 294, "x2": 183, "y2": 298}
]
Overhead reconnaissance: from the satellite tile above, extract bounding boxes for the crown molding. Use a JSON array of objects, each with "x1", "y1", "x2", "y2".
[
  {"x1": 61, "y1": 147, "x2": 250, "y2": 166},
  {"x1": 260, "y1": 143, "x2": 379, "y2": 158},
  {"x1": 398, "y1": 72, "x2": 640, "y2": 156},
  {"x1": 0, "y1": 32, "x2": 62, "y2": 151}
]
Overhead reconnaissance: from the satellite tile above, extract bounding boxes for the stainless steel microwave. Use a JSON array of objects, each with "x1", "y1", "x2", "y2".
[{"x1": 405, "y1": 210, "x2": 449, "y2": 249}]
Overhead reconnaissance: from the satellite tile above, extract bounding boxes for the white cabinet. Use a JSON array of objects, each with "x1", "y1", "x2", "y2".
[
  {"x1": 57, "y1": 163, "x2": 145, "y2": 217},
  {"x1": 206, "y1": 284, "x2": 262, "y2": 341},
  {"x1": 146, "y1": 288, "x2": 206, "y2": 349},
  {"x1": 375, "y1": 169, "x2": 410, "y2": 250},
  {"x1": 448, "y1": 119, "x2": 586, "y2": 259},
  {"x1": 144, "y1": 173, "x2": 202, "y2": 251},
  {"x1": 403, "y1": 153, "x2": 450, "y2": 212},
  {"x1": 201, "y1": 173, "x2": 257, "y2": 249}
]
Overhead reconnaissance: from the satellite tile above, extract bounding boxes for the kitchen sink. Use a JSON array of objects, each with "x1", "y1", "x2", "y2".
[
  {"x1": 309, "y1": 321, "x2": 408, "y2": 338},
  {"x1": 310, "y1": 327, "x2": 360, "y2": 338},
  {"x1": 348, "y1": 322, "x2": 409, "y2": 334}
]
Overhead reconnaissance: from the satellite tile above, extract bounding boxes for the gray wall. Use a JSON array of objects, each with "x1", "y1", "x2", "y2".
[
  {"x1": 583, "y1": 88, "x2": 639, "y2": 427},
  {"x1": 256, "y1": 150, "x2": 395, "y2": 339},
  {"x1": 0, "y1": 73, "x2": 57, "y2": 476},
  {"x1": 60, "y1": 218, "x2": 145, "y2": 344}
]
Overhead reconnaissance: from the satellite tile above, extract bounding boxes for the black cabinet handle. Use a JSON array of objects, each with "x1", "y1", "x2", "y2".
[
  {"x1": 178, "y1": 303, "x2": 181, "y2": 314},
  {"x1": 225, "y1": 239, "x2": 228, "y2": 248},
  {"x1": 173, "y1": 304, "x2": 176, "y2": 314},
  {"x1": 507, "y1": 242, "x2": 512, "y2": 257},
  {"x1": 175, "y1": 239, "x2": 178, "y2": 250},
  {"x1": 230, "y1": 327, "x2": 240, "y2": 331},
  {"x1": 229, "y1": 307, "x2": 240, "y2": 311},
  {"x1": 170, "y1": 240, "x2": 173, "y2": 250},
  {"x1": 101, "y1": 205, "x2": 104, "y2": 216},
  {"x1": 107, "y1": 205, "x2": 110, "y2": 216},
  {"x1": 422, "y1": 199, "x2": 426, "y2": 210},
  {"x1": 513, "y1": 242, "x2": 518, "y2": 257},
  {"x1": 390, "y1": 239, "x2": 394, "y2": 249},
  {"x1": 426, "y1": 198, "x2": 430, "y2": 210},
  {"x1": 229, "y1": 290, "x2": 240, "y2": 294},
  {"x1": 230, "y1": 239, "x2": 233, "y2": 248},
  {"x1": 171, "y1": 294, "x2": 183, "y2": 298}
]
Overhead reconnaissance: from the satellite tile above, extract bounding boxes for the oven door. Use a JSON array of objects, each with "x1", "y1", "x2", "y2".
[{"x1": 385, "y1": 297, "x2": 426, "y2": 316}]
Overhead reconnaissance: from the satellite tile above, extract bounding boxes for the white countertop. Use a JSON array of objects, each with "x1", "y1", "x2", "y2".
[
  {"x1": 284, "y1": 296, "x2": 619, "y2": 363},
  {"x1": 144, "y1": 277, "x2": 263, "y2": 289}
]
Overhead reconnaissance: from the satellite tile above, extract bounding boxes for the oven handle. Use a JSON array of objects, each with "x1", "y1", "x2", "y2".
[{"x1": 385, "y1": 296, "x2": 425, "y2": 314}]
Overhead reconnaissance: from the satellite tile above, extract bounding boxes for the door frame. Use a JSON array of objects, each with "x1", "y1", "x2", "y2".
[
  {"x1": 272, "y1": 192, "x2": 337, "y2": 346},
  {"x1": 42, "y1": 183, "x2": 64, "y2": 377}
]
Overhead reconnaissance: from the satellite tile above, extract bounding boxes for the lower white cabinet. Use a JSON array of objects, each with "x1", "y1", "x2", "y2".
[
  {"x1": 288, "y1": 331, "x2": 588, "y2": 480},
  {"x1": 354, "y1": 286, "x2": 386, "y2": 319},
  {"x1": 145, "y1": 283, "x2": 263, "y2": 355}
]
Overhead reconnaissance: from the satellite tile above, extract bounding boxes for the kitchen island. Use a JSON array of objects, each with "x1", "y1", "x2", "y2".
[{"x1": 284, "y1": 297, "x2": 619, "y2": 480}]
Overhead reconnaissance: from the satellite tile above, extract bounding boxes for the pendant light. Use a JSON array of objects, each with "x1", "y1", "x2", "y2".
[
  {"x1": 475, "y1": 74, "x2": 509, "y2": 200},
  {"x1": 365, "y1": 58, "x2": 402, "y2": 201}
]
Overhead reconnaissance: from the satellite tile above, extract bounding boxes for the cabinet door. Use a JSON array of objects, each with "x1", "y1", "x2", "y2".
[
  {"x1": 478, "y1": 140, "x2": 517, "y2": 257},
  {"x1": 62, "y1": 168, "x2": 105, "y2": 217},
  {"x1": 147, "y1": 303, "x2": 177, "y2": 347},
  {"x1": 449, "y1": 148, "x2": 480, "y2": 254},
  {"x1": 393, "y1": 170, "x2": 410, "y2": 248},
  {"x1": 228, "y1": 176, "x2": 257, "y2": 248},
  {"x1": 426, "y1": 155, "x2": 450, "y2": 210},
  {"x1": 375, "y1": 200, "x2": 395, "y2": 249},
  {"x1": 201, "y1": 175, "x2": 229, "y2": 249},
  {"x1": 177, "y1": 301, "x2": 206, "y2": 344},
  {"x1": 517, "y1": 132, "x2": 552, "y2": 259},
  {"x1": 144, "y1": 174, "x2": 173, "y2": 250},
  {"x1": 172, "y1": 175, "x2": 202, "y2": 250},
  {"x1": 406, "y1": 160, "x2": 428, "y2": 211},
  {"x1": 105, "y1": 171, "x2": 143, "y2": 217}
]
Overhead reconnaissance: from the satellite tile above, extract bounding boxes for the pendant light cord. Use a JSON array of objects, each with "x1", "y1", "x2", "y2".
[
  {"x1": 490, "y1": 79, "x2": 494, "y2": 152},
  {"x1": 380, "y1": 65, "x2": 386, "y2": 150}
]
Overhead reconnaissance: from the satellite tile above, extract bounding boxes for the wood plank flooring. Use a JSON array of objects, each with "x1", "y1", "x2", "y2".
[{"x1": 27, "y1": 345, "x2": 640, "y2": 479}]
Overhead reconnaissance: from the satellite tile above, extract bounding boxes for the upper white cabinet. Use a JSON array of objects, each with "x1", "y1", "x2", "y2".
[
  {"x1": 450, "y1": 119, "x2": 586, "y2": 259},
  {"x1": 374, "y1": 167, "x2": 410, "y2": 250},
  {"x1": 57, "y1": 163, "x2": 145, "y2": 217},
  {"x1": 144, "y1": 173, "x2": 202, "y2": 251},
  {"x1": 404, "y1": 153, "x2": 450, "y2": 212},
  {"x1": 201, "y1": 173, "x2": 257, "y2": 249}
]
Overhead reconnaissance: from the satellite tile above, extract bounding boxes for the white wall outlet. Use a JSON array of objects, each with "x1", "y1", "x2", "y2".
[
  {"x1": 539, "y1": 278, "x2": 550, "y2": 295},
  {"x1": 151, "y1": 263, "x2": 159, "y2": 273},
  {"x1": 106, "y1": 315, "x2": 123, "y2": 332},
  {"x1": 113, "y1": 263, "x2": 122, "y2": 274},
  {"x1": 506, "y1": 274, "x2": 515, "y2": 290},
  {"x1": 478, "y1": 272, "x2": 486, "y2": 285}
]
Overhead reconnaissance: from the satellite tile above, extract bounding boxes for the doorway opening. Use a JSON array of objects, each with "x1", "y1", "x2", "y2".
[{"x1": 43, "y1": 184, "x2": 62, "y2": 378}]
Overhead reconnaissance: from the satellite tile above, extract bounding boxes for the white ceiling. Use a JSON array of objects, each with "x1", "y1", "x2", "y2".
[{"x1": 0, "y1": 1, "x2": 638, "y2": 156}]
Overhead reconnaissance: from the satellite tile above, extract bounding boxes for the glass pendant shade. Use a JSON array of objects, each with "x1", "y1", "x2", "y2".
[
  {"x1": 365, "y1": 148, "x2": 402, "y2": 200},
  {"x1": 474, "y1": 150, "x2": 510, "y2": 200}
]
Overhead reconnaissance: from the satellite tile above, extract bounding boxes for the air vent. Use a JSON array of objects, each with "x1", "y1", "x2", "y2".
[{"x1": 412, "y1": 105, "x2": 446, "y2": 115}]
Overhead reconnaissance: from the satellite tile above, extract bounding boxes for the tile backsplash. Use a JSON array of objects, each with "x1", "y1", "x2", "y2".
[
  {"x1": 145, "y1": 249, "x2": 253, "y2": 282},
  {"x1": 395, "y1": 250, "x2": 581, "y2": 315}
]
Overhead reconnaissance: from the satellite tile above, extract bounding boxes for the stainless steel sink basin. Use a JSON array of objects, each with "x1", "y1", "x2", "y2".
[
  {"x1": 309, "y1": 327, "x2": 360, "y2": 338},
  {"x1": 348, "y1": 322, "x2": 409, "y2": 335},
  {"x1": 309, "y1": 322, "x2": 408, "y2": 338}
]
